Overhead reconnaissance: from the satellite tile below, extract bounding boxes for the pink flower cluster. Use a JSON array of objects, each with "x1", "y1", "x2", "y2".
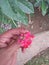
[{"x1": 18, "y1": 32, "x2": 34, "y2": 51}]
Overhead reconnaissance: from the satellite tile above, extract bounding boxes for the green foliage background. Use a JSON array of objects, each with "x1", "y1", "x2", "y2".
[{"x1": 0, "y1": 0, "x2": 49, "y2": 33}]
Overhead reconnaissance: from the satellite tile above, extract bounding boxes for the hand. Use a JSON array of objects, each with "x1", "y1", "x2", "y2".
[{"x1": 0, "y1": 28, "x2": 27, "y2": 65}]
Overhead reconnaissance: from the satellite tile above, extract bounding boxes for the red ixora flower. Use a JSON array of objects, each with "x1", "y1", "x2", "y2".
[{"x1": 18, "y1": 31, "x2": 34, "y2": 52}]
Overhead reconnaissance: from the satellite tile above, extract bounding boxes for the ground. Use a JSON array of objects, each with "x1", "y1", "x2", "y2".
[
  {"x1": 21, "y1": 8, "x2": 49, "y2": 34},
  {"x1": 25, "y1": 48, "x2": 49, "y2": 65}
]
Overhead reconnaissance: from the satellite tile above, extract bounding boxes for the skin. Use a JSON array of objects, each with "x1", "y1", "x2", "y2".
[{"x1": 0, "y1": 28, "x2": 28, "y2": 65}]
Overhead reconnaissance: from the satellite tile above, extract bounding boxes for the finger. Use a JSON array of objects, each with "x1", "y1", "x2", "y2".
[
  {"x1": 0, "y1": 28, "x2": 28, "y2": 48},
  {"x1": 7, "y1": 41, "x2": 20, "y2": 52},
  {"x1": 1, "y1": 41, "x2": 20, "y2": 58},
  {"x1": 1, "y1": 28, "x2": 28, "y2": 38},
  {"x1": 0, "y1": 37, "x2": 10, "y2": 48},
  {"x1": 0, "y1": 37, "x2": 10, "y2": 44},
  {"x1": 0, "y1": 34, "x2": 19, "y2": 48},
  {"x1": 0, "y1": 36, "x2": 18, "y2": 48},
  {"x1": 0, "y1": 28, "x2": 28, "y2": 43}
]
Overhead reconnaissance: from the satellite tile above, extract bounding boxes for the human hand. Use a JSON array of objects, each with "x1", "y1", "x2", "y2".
[{"x1": 0, "y1": 28, "x2": 27, "y2": 65}]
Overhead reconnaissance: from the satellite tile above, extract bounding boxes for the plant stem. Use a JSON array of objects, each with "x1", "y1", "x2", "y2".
[{"x1": 12, "y1": 19, "x2": 17, "y2": 27}]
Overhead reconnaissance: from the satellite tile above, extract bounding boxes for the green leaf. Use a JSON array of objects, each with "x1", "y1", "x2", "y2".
[
  {"x1": 34, "y1": 1, "x2": 41, "y2": 7},
  {"x1": 17, "y1": 0, "x2": 34, "y2": 14},
  {"x1": 0, "y1": 9, "x2": 17, "y2": 29},
  {"x1": 47, "y1": 0, "x2": 49, "y2": 4},
  {"x1": 0, "y1": 28, "x2": 3, "y2": 34},
  {"x1": 36, "y1": 0, "x2": 41, "y2": 2},
  {"x1": 9, "y1": 0, "x2": 28, "y2": 25},
  {"x1": 0, "y1": 0, "x2": 28, "y2": 25},
  {"x1": 41, "y1": 0, "x2": 48, "y2": 16}
]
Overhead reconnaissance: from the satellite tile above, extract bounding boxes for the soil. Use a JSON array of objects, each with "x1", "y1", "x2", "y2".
[
  {"x1": 21, "y1": 8, "x2": 49, "y2": 34},
  {"x1": 25, "y1": 47, "x2": 49, "y2": 65}
]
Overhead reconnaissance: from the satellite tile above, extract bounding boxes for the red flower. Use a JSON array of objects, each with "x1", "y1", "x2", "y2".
[{"x1": 18, "y1": 32, "x2": 34, "y2": 52}]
